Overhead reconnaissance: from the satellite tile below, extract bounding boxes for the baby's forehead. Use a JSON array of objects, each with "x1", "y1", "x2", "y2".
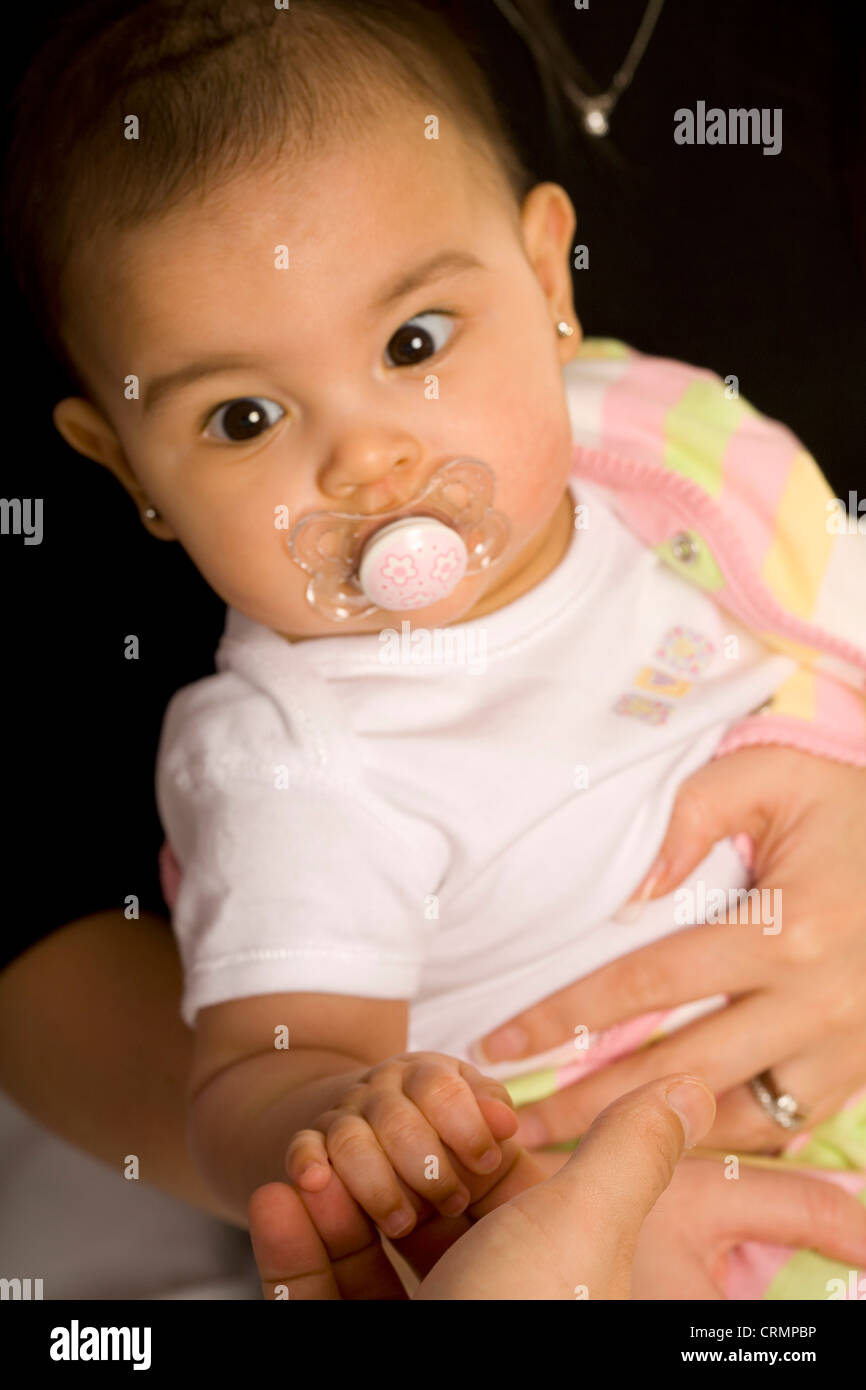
[
  {"x1": 77, "y1": 113, "x2": 498, "y2": 299},
  {"x1": 63, "y1": 111, "x2": 508, "y2": 385}
]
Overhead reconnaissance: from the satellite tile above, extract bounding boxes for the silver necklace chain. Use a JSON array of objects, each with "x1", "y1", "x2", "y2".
[{"x1": 494, "y1": 0, "x2": 666, "y2": 137}]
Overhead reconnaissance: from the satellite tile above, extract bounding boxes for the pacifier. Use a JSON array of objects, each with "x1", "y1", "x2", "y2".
[{"x1": 288, "y1": 457, "x2": 511, "y2": 621}]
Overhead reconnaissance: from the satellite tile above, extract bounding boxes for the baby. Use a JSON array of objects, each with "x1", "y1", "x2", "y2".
[{"x1": 8, "y1": 0, "x2": 866, "y2": 1296}]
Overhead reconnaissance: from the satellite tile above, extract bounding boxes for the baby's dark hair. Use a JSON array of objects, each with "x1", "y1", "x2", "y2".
[{"x1": 3, "y1": 0, "x2": 587, "y2": 397}]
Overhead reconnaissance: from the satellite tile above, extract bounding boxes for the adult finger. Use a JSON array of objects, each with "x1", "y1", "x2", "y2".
[
  {"x1": 248, "y1": 1177, "x2": 407, "y2": 1301},
  {"x1": 619, "y1": 750, "x2": 780, "y2": 905},
  {"x1": 511, "y1": 992, "x2": 814, "y2": 1148},
  {"x1": 707, "y1": 1029, "x2": 866, "y2": 1150},
  {"x1": 711, "y1": 1162, "x2": 866, "y2": 1267},
  {"x1": 477, "y1": 922, "x2": 769, "y2": 1065}
]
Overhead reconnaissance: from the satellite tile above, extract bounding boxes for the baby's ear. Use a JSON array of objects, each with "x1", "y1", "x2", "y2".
[
  {"x1": 53, "y1": 395, "x2": 124, "y2": 471},
  {"x1": 52, "y1": 395, "x2": 174, "y2": 538}
]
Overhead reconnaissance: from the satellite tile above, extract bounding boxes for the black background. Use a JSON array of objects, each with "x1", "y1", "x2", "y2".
[{"x1": 3, "y1": 0, "x2": 864, "y2": 968}]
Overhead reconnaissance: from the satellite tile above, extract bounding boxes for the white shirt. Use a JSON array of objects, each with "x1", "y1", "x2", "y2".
[{"x1": 156, "y1": 478, "x2": 796, "y2": 1062}]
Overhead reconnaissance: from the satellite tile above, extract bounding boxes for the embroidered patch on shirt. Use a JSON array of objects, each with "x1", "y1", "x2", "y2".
[
  {"x1": 633, "y1": 666, "x2": 692, "y2": 698},
  {"x1": 613, "y1": 693, "x2": 671, "y2": 725},
  {"x1": 654, "y1": 625, "x2": 715, "y2": 676}
]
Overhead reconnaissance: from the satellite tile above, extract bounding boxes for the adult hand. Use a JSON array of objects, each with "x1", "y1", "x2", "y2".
[
  {"x1": 249, "y1": 1074, "x2": 716, "y2": 1299},
  {"x1": 477, "y1": 747, "x2": 866, "y2": 1152},
  {"x1": 629, "y1": 1154, "x2": 866, "y2": 1299}
]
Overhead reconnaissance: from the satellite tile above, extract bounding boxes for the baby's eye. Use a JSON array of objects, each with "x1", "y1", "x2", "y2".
[
  {"x1": 385, "y1": 312, "x2": 454, "y2": 368},
  {"x1": 203, "y1": 397, "x2": 285, "y2": 443}
]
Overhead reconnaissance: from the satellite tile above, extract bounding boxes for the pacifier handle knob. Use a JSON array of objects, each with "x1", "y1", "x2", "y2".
[{"x1": 357, "y1": 515, "x2": 468, "y2": 611}]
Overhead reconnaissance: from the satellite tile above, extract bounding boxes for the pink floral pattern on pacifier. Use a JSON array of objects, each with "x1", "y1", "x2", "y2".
[
  {"x1": 380, "y1": 554, "x2": 419, "y2": 587},
  {"x1": 431, "y1": 550, "x2": 462, "y2": 584},
  {"x1": 361, "y1": 526, "x2": 466, "y2": 610}
]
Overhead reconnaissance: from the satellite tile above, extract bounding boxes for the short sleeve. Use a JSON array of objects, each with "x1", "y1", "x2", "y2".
[{"x1": 156, "y1": 674, "x2": 449, "y2": 1027}]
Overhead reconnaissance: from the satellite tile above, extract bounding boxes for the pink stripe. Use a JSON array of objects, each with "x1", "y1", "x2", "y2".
[
  {"x1": 718, "y1": 414, "x2": 798, "y2": 567},
  {"x1": 814, "y1": 669, "x2": 866, "y2": 742},
  {"x1": 599, "y1": 355, "x2": 699, "y2": 462},
  {"x1": 593, "y1": 357, "x2": 700, "y2": 547},
  {"x1": 554, "y1": 1010, "x2": 669, "y2": 1088},
  {"x1": 714, "y1": 713, "x2": 866, "y2": 768}
]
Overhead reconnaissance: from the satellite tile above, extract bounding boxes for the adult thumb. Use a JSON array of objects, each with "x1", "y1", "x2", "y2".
[
  {"x1": 414, "y1": 1073, "x2": 715, "y2": 1300},
  {"x1": 624, "y1": 753, "x2": 768, "y2": 906},
  {"x1": 547, "y1": 1074, "x2": 716, "y2": 1298}
]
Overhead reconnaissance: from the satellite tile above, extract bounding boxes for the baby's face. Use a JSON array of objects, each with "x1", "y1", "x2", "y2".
[{"x1": 57, "y1": 104, "x2": 580, "y2": 639}]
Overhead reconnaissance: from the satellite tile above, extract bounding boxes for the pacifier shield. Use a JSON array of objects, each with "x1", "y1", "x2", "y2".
[
  {"x1": 288, "y1": 456, "x2": 510, "y2": 621},
  {"x1": 357, "y1": 516, "x2": 468, "y2": 610}
]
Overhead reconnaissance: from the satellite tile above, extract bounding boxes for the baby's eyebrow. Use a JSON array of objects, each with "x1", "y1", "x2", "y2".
[
  {"x1": 369, "y1": 249, "x2": 486, "y2": 313},
  {"x1": 141, "y1": 251, "x2": 484, "y2": 412},
  {"x1": 143, "y1": 354, "x2": 263, "y2": 413}
]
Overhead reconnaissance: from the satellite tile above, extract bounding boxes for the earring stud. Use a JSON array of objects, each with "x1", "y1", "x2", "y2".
[
  {"x1": 144, "y1": 506, "x2": 160, "y2": 521},
  {"x1": 556, "y1": 320, "x2": 574, "y2": 338}
]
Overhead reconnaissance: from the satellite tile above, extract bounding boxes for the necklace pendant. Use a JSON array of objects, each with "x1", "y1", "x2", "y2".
[{"x1": 583, "y1": 105, "x2": 610, "y2": 137}]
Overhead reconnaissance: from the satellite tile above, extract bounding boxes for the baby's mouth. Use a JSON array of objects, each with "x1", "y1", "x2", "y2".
[{"x1": 287, "y1": 457, "x2": 510, "y2": 621}]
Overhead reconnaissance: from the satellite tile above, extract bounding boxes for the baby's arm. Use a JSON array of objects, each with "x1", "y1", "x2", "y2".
[
  {"x1": 188, "y1": 992, "x2": 516, "y2": 1230},
  {"x1": 187, "y1": 992, "x2": 402, "y2": 1225}
]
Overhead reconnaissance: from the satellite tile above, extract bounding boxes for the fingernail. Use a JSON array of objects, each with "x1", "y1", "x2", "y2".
[
  {"x1": 664, "y1": 1079, "x2": 712, "y2": 1149},
  {"x1": 612, "y1": 862, "x2": 664, "y2": 925},
  {"x1": 441, "y1": 1190, "x2": 469, "y2": 1216},
  {"x1": 298, "y1": 1163, "x2": 326, "y2": 1185},
  {"x1": 479, "y1": 1024, "x2": 529, "y2": 1062},
  {"x1": 477, "y1": 1146, "x2": 501, "y2": 1172},
  {"x1": 384, "y1": 1210, "x2": 414, "y2": 1238}
]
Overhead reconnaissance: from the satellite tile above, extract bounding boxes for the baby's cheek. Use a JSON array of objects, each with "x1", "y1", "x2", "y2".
[{"x1": 178, "y1": 506, "x2": 300, "y2": 618}]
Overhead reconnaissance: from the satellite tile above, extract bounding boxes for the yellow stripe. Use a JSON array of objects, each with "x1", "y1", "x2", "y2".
[
  {"x1": 761, "y1": 450, "x2": 834, "y2": 618},
  {"x1": 750, "y1": 631, "x2": 822, "y2": 666},
  {"x1": 762, "y1": 668, "x2": 815, "y2": 722}
]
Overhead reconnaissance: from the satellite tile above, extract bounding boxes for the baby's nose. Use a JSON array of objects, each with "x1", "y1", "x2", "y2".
[{"x1": 320, "y1": 441, "x2": 422, "y2": 514}]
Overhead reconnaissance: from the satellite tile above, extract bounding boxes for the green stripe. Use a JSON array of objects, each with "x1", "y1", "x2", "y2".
[
  {"x1": 505, "y1": 1067, "x2": 558, "y2": 1107},
  {"x1": 662, "y1": 379, "x2": 753, "y2": 496},
  {"x1": 654, "y1": 535, "x2": 726, "y2": 592}
]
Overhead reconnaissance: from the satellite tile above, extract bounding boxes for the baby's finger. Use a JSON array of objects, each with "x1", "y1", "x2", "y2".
[
  {"x1": 285, "y1": 1127, "x2": 333, "y2": 1191},
  {"x1": 457, "y1": 1060, "x2": 515, "y2": 1105},
  {"x1": 458, "y1": 1063, "x2": 519, "y2": 1135},
  {"x1": 402, "y1": 1060, "x2": 503, "y2": 1175},
  {"x1": 359, "y1": 1088, "x2": 474, "y2": 1217},
  {"x1": 324, "y1": 1111, "x2": 421, "y2": 1239}
]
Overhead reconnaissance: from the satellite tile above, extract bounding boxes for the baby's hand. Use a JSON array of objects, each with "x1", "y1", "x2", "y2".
[{"x1": 284, "y1": 1053, "x2": 518, "y2": 1239}]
